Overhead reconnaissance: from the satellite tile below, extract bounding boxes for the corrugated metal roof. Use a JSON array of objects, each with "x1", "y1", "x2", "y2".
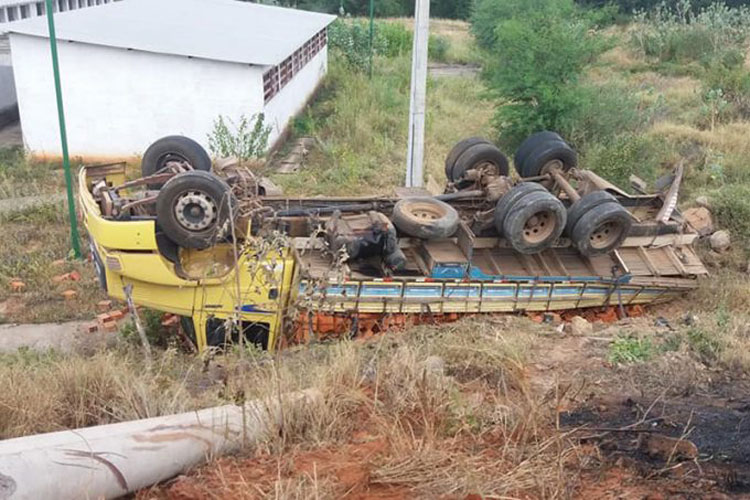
[{"x1": 2, "y1": 0, "x2": 336, "y2": 66}]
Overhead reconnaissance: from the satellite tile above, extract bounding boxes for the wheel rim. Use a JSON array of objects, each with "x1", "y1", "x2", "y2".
[
  {"x1": 174, "y1": 191, "x2": 217, "y2": 231},
  {"x1": 408, "y1": 202, "x2": 444, "y2": 222},
  {"x1": 159, "y1": 152, "x2": 192, "y2": 173},
  {"x1": 589, "y1": 220, "x2": 625, "y2": 250},
  {"x1": 541, "y1": 159, "x2": 564, "y2": 175},
  {"x1": 523, "y1": 210, "x2": 556, "y2": 244}
]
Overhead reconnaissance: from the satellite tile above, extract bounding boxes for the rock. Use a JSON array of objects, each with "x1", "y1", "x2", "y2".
[
  {"x1": 683, "y1": 207, "x2": 714, "y2": 236},
  {"x1": 710, "y1": 230, "x2": 731, "y2": 253},
  {"x1": 543, "y1": 312, "x2": 562, "y2": 325},
  {"x1": 565, "y1": 316, "x2": 593, "y2": 336},
  {"x1": 62, "y1": 290, "x2": 77, "y2": 301},
  {"x1": 423, "y1": 355, "x2": 446, "y2": 376},
  {"x1": 638, "y1": 433, "x2": 699, "y2": 461},
  {"x1": 696, "y1": 196, "x2": 710, "y2": 208}
]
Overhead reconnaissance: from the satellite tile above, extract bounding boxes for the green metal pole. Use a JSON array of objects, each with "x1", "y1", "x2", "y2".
[
  {"x1": 368, "y1": 0, "x2": 375, "y2": 79},
  {"x1": 45, "y1": 0, "x2": 81, "y2": 259}
]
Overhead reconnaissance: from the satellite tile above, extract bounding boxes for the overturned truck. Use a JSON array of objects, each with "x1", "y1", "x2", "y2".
[{"x1": 80, "y1": 132, "x2": 707, "y2": 351}]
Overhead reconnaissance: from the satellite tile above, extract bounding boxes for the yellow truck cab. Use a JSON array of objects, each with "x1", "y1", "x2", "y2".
[{"x1": 80, "y1": 163, "x2": 295, "y2": 351}]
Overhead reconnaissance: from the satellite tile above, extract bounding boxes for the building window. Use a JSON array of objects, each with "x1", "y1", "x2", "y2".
[{"x1": 263, "y1": 28, "x2": 327, "y2": 104}]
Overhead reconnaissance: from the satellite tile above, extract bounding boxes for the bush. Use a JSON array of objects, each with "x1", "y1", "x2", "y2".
[
  {"x1": 711, "y1": 183, "x2": 750, "y2": 243},
  {"x1": 479, "y1": 1, "x2": 609, "y2": 150},
  {"x1": 471, "y1": 0, "x2": 578, "y2": 49},
  {"x1": 631, "y1": 1, "x2": 750, "y2": 64},
  {"x1": 582, "y1": 133, "x2": 666, "y2": 187},
  {"x1": 428, "y1": 35, "x2": 450, "y2": 62}
]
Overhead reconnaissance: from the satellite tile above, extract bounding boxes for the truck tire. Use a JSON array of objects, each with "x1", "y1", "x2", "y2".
[
  {"x1": 142, "y1": 136, "x2": 212, "y2": 187},
  {"x1": 565, "y1": 190, "x2": 618, "y2": 235},
  {"x1": 571, "y1": 202, "x2": 632, "y2": 257},
  {"x1": 513, "y1": 131, "x2": 563, "y2": 174},
  {"x1": 520, "y1": 140, "x2": 578, "y2": 178},
  {"x1": 444, "y1": 137, "x2": 492, "y2": 181},
  {"x1": 502, "y1": 191, "x2": 566, "y2": 254},
  {"x1": 451, "y1": 143, "x2": 510, "y2": 182},
  {"x1": 493, "y1": 183, "x2": 547, "y2": 235},
  {"x1": 392, "y1": 198, "x2": 459, "y2": 239},
  {"x1": 156, "y1": 171, "x2": 237, "y2": 250}
]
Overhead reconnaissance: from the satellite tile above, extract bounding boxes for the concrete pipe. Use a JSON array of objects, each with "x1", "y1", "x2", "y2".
[{"x1": 0, "y1": 389, "x2": 320, "y2": 500}]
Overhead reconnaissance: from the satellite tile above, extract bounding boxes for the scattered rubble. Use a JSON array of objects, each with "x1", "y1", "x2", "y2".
[
  {"x1": 565, "y1": 316, "x2": 593, "y2": 336},
  {"x1": 695, "y1": 195, "x2": 710, "y2": 208},
  {"x1": 710, "y1": 229, "x2": 731, "y2": 252},
  {"x1": 683, "y1": 206, "x2": 713, "y2": 236},
  {"x1": 277, "y1": 137, "x2": 315, "y2": 174},
  {"x1": 638, "y1": 433, "x2": 699, "y2": 461}
]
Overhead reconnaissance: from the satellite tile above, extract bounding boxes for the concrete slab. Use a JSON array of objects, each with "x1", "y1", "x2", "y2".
[{"x1": 0, "y1": 321, "x2": 87, "y2": 353}]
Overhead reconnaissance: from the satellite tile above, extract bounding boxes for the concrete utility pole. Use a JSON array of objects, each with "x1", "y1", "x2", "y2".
[{"x1": 405, "y1": 0, "x2": 430, "y2": 188}]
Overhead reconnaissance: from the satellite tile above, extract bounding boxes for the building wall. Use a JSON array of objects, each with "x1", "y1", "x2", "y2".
[
  {"x1": 0, "y1": 0, "x2": 120, "y2": 24},
  {"x1": 263, "y1": 49, "x2": 327, "y2": 148},
  {"x1": 10, "y1": 33, "x2": 269, "y2": 158}
]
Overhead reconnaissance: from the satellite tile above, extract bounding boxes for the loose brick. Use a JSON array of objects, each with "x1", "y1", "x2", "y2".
[
  {"x1": 62, "y1": 290, "x2": 77, "y2": 300},
  {"x1": 96, "y1": 300, "x2": 113, "y2": 312},
  {"x1": 102, "y1": 321, "x2": 118, "y2": 333},
  {"x1": 161, "y1": 315, "x2": 179, "y2": 327},
  {"x1": 109, "y1": 310, "x2": 125, "y2": 321},
  {"x1": 87, "y1": 323, "x2": 99, "y2": 333},
  {"x1": 9, "y1": 280, "x2": 25, "y2": 292},
  {"x1": 96, "y1": 313, "x2": 110, "y2": 324}
]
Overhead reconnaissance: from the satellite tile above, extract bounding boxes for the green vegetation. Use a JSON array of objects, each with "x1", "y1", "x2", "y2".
[
  {"x1": 276, "y1": 20, "x2": 492, "y2": 195},
  {"x1": 207, "y1": 113, "x2": 271, "y2": 162},
  {"x1": 609, "y1": 335, "x2": 654, "y2": 364}
]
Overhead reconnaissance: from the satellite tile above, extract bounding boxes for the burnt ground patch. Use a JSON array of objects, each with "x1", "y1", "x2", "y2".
[{"x1": 562, "y1": 381, "x2": 750, "y2": 495}]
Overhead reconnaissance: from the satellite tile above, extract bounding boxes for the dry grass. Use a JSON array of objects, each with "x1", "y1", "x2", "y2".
[
  {"x1": 271, "y1": 53, "x2": 493, "y2": 196},
  {"x1": 2, "y1": 317, "x2": 583, "y2": 497}
]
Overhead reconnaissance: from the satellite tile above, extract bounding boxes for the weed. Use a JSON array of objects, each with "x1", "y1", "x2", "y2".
[
  {"x1": 711, "y1": 184, "x2": 750, "y2": 244},
  {"x1": 609, "y1": 335, "x2": 654, "y2": 364},
  {"x1": 582, "y1": 133, "x2": 667, "y2": 187},
  {"x1": 686, "y1": 327, "x2": 722, "y2": 362},
  {"x1": 207, "y1": 114, "x2": 271, "y2": 162}
]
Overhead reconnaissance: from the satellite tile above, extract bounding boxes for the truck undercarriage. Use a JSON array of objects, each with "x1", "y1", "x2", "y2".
[{"x1": 80, "y1": 133, "x2": 707, "y2": 352}]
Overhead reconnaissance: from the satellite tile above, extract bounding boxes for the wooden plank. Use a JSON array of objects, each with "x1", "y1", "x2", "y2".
[
  {"x1": 456, "y1": 221, "x2": 475, "y2": 261},
  {"x1": 637, "y1": 247, "x2": 660, "y2": 276},
  {"x1": 483, "y1": 248, "x2": 502, "y2": 274},
  {"x1": 535, "y1": 253, "x2": 555, "y2": 276},
  {"x1": 664, "y1": 247, "x2": 688, "y2": 276},
  {"x1": 547, "y1": 250, "x2": 570, "y2": 276}
]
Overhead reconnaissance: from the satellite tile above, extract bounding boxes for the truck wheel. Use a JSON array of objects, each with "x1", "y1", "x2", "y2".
[
  {"x1": 156, "y1": 171, "x2": 237, "y2": 249},
  {"x1": 564, "y1": 190, "x2": 618, "y2": 235},
  {"x1": 571, "y1": 202, "x2": 632, "y2": 257},
  {"x1": 502, "y1": 191, "x2": 566, "y2": 254},
  {"x1": 444, "y1": 137, "x2": 492, "y2": 181},
  {"x1": 142, "y1": 136, "x2": 212, "y2": 187},
  {"x1": 392, "y1": 198, "x2": 459, "y2": 239},
  {"x1": 451, "y1": 143, "x2": 510, "y2": 182},
  {"x1": 513, "y1": 131, "x2": 563, "y2": 174},
  {"x1": 493, "y1": 182, "x2": 547, "y2": 235},
  {"x1": 520, "y1": 140, "x2": 578, "y2": 178}
]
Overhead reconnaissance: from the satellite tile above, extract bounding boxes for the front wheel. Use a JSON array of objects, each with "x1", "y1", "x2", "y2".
[
  {"x1": 156, "y1": 171, "x2": 237, "y2": 249},
  {"x1": 142, "y1": 136, "x2": 212, "y2": 187}
]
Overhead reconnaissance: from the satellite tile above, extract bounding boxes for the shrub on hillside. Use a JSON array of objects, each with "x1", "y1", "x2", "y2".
[
  {"x1": 479, "y1": 1, "x2": 611, "y2": 150},
  {"x1": 711, "y1": 184, "x2": 750, "y2": 243},
  {"x1": 582, "y1": 133, "x2": 666, "y2": 187},
  {"x1": 471, "y1": 0, "x2": 577, "y2": 49},
  {"x1": 631, "y1": 1, "x2": 750, "y2": 63}
]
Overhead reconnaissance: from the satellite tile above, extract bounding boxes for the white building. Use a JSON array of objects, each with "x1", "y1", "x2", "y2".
[
  {"x1": 3, "y1": 0, "x2": 335, "y2": 158},
  {"x1": 0, "y1": 0, "x2": 120, "y2": 24}
]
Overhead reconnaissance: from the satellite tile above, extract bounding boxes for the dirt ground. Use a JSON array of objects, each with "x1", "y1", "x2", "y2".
[{"x1": 137, "y1": 300, "x2": 750, "y2": 500}]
